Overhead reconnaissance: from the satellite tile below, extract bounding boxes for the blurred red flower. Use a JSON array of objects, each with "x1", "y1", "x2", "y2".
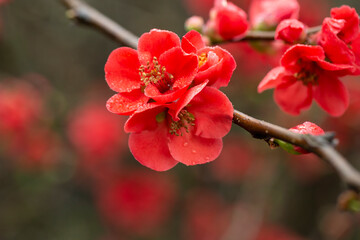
[
  {"x1": 68, "y1": 101, "x2": 126, "y2": 181},
  {"x1": 96, "y1": 170, "x2": 177, "y2": 237},
  {"x1": 182, "y1": 189, "x2": 231, "y2": 240}
]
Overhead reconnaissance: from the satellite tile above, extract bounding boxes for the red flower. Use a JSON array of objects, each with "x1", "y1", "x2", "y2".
[
  {"x1": 125, "y1": 82, "x2": 233, "y2": 171},
  {"x1": 68, "y1": 102, "x2": 125, "y2": 159},
  {"x1": 258, "y1": 44, "x2": 352, "y2": 116},
  {"x1": 181, "y1": 30, "x2": 236, "y2": 88},
  {"x1": 249, "y1": 0, "x2": 299, "y2": 30},
  {"x1": 68, "y1": 101, "x2": 126, "y2": 182},
  {"x1": 207, "y1": 0, "x2": 249, "y2": 40},
  {"x1": 0, "y1": 80, "x2": 43, "y2": 135},
  {"x1": 96, "y1": 170, "x2": 176, "y2": 236},
  {"x1": 182, "y1": 189, "x2": 231, "y2": 240},
  {"x1": 105, "y1": 29, "x2": 198, "y2": 115},
  {"x1": 275, "y1": 19, "x2": 307, "y2": 44},
  {"x1": 317, "y1": 6, "x2": 360, "y2": 74},
  {"x1": 209, "y1": 137, "x2": 254, "y2": 183},
  {"x1": 289, "y1": 121, "x2": 325, "y2": 154}
]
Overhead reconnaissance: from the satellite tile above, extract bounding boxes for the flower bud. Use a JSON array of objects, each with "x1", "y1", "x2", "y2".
[
  {"x1": 185, "y1": 16, "x2": 205, "y2": 33},
  {"x1": 275, "y1": 19, "x2": 307, "y2": 43},
  {"x1": 208, "y1": 0, "x2": 249, "y2": 40}
]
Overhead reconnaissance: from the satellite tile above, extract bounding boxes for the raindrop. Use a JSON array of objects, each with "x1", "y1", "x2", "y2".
[
  {"x1": 192, "y1": 149, "x2": 197, "y2": 154},
  {"x1": 183, "y1": 142, "x2": 189, "y2": 147}
]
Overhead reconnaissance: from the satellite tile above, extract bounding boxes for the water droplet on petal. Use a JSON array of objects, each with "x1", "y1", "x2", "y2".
[
  {"x1": 192, "y1": 149, "x2": 197, "y2": 154},
  {"x1": 183, "y1": 142, "x2": 189, "y2": 147},
  {"x1": 205, "y1": 156, "x2": 210, "y2": 161}
]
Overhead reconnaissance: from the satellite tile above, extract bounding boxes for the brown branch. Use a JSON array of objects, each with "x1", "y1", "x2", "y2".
[
  {"x1": 233, "y1": 110, "x2": 360, "y2": 190},
  {"x1": 60, "y1": 0, "x2": 360, "y2": 192},
  {"x1": 238, "y1": 25, "x2": 322, "y2": 42},
  {"x1": 61, "y1": 0, "x2": 138, "y2": 48}
]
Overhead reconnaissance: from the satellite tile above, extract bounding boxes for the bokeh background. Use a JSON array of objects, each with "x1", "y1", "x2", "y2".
[{"x1": 1, "y1": 0, "x2": 360, "y2": 239}]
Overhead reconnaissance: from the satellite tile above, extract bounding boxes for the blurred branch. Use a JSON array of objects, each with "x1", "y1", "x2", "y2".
[
  {"x1": 236, "y1": 26, "x2": 322, "y2": 42},
  {"x1": 60, "y1": 0, "x2": 138, "y2": 48},
  {"x1": 59, "y1": 0, "x2": 360, "y2": 192}
]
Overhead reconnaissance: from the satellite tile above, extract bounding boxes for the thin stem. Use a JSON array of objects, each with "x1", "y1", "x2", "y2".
[
  {"x1": 61, "y1": 0, "x2": 138, "y2": 48},
  {"x1": 60, "y1": 0, "x2": 360, "y2": 191},
  {"x1": 233, "y1": 110, "x2": 360, "y2": 189}
]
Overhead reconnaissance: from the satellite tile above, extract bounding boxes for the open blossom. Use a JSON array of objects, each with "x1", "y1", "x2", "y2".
[
  {"x1": 206, "y1": 0, "x2": 249, "y2": 40},
  {"x1": 105, "y1": 29, "x2": 198, "y2": 115},
  {"x1": 249, "y1": 0, "x2": 299, "y2": 30},
  {"x1": 105, "y1": 29, "x2": 235, "y2": 171},
  {"x1": 181, "y1": 30, "x2": 236, "y2": 88},
  {"x1": 105, "y1": 29, "x2": 235, "y2": 116},
  {"x1": 258, "y1": 44, "x2": 352, "y2": 116},
  {"x1": 125, "y1": 82, "x2": 233, "y2": 171},
  {"x1": 317, "y1": 5, "x2": 360, "y2": 74}
]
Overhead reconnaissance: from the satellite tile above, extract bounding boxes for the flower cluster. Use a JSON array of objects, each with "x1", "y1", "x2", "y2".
[
  {"x1": 258, "y1": 5, "x2": 360, "y2": 116},
  {"x1": 105, "y1": 29, "x2": 235, "y2": 171}
]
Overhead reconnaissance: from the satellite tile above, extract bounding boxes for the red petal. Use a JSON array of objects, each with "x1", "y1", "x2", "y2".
[
  {"x1": 313, "y1": 74, "x2": 349, "y2": 116},
  {"x1": 124, "y1": 104, "x2": 166, "y2": 133},
  {"x1": 257, "y1": 66, "x2": 286, "y2": 93},
  {"x1": 105, "y1": 47, "x2": 141, "y2": 93},
  {"x1": 319, "y1": 21, "x2": 357, "y2": 67},
  {"x1": 187, "y1": 87, "x2": 233, "y2": 139},
  {"x1": 106, "y1": 90, "x2": 149, "y2": 115},
  {"x1": 181, "y1": 30, "x2": 206, "y2": 54},
  {"x1": 159, "y1": 47, "x2": 198, "y2": 90},
  {"x1": 129, "y1": 123, "x2": 178, "y2": 171},
  {"x1": 331, "y1": 5, "x2": 360, "y2": 43},
  {"x1": 274, "y1": 78, "x2": 312, "y2": 115},
  {"x1": 280, "y1": 44, "x2": 325, "y2": 67},
  {"x1": 194, "y1": 47, "x2": 236, "y2": 88},
  {"x1": 137, "y1": 29, "x2": 181, "y2": 65},
  {"x1": 168, "y1": 81, "x2": 208, "y2": 121},
  {"x1": 168, "y1": 133, "x2": 223, "y2": 166},
  {"x1": 144, "y1": 84, "x2": 188, "y2": 104}
]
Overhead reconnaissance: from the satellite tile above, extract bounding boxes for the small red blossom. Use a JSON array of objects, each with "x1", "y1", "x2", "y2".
[
  {"x1": 105, "y1": 29, "x2": 199, "y2": 115},
  {"x1": 125, "y1": 83, "x2": 233, "y2": 171},
  {"x1": 249, "y1": 0, "x2": 299, "y2": 30},
  {"x1": 96, "y1": 170, "x2": 176, "y2": 236},
  {"x1": 181, "y1": 30, "x2": 236, "y2": 88},
  {"x1": 258, "y1": 44, "x2": 352, "y2": 116},
  {"x1": 289, "y1": 121, "x2": 325, "y2": 154},
  {"x1": 317, "y1": 6, "x2": 360, "y2": 74},
  {"x1": 275, "y1": 19, "x2": 307, "y2": 44},
  {"x1": 207, "y1": 0, "x2": 249, "y2": 40}
]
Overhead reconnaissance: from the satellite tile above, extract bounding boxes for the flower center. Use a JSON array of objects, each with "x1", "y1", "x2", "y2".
[
  {"x1": 294, "y1": 62, "x2": 318, "y2": 85},
  {"x1": 198, "y1": 53, "x2": 208, "y2": 67},
  {"x1": 139, "y1": 57, "x2": 174, "y2": 93},
  {"x1": 169, "y1": 109, "x2": 195, "y2": 136}
]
